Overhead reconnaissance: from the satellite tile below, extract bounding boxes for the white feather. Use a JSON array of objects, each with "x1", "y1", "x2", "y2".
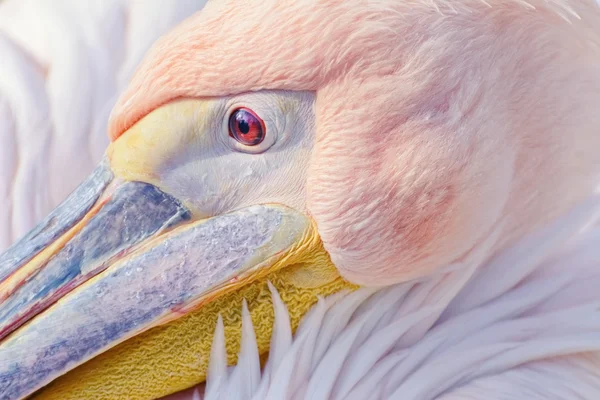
[
  {"x1": 265, "y1": 297, "x2": 329, "y2": 400},
  {"x1": 2, "y1": 1, "x2": 600, "y2": 399},
  {"x1": 252, "y1": 282, "x2": 293, "y2": 399},
  {"x1": 200, "y1": 193, "x2": 600, "y2": 400},
  {"x1": 192, "y1": 388, "x2": 202, "y2": 400},
  {"x1": 264, "y1": 281, "x2": 293, "y2": 375},
  {"x1": 310, "y1": 288, "x2": 376, "y2": 371},
  {"x1": 225, "y1": 299, "x2": 260, "y2": 399},
  {"x1": 204, "y1": 315, "x2": 227, "y2": 400}
]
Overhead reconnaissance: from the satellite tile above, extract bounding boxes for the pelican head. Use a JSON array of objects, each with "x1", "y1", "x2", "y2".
[{"x1": 1, "y1": 0, "x2": 600, "y2": 399}]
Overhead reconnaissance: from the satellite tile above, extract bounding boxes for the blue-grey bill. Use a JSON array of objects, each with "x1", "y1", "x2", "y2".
[
  {"x1": 0, "y1": 159, "x2": 113, "y2": 283},
  {"x1": 0, "y1": 177, "x2": 192, "y2": 340},
  {"x1": 0, "y1": 205, "x2": 308, "y2": 400}
]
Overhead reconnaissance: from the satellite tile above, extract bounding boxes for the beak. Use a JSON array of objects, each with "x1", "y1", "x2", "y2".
[{"x1": 0, "y1": 159, "x2": 316, "y2": 399}]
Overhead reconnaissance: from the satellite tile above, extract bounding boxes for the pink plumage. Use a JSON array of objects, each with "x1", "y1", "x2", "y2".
[
  {"x1": 111, "y1": 0, "x2": 600, "y2": 286},
  {"x1": 1, "y1": 1, "x2": 600, "y2": 399}
]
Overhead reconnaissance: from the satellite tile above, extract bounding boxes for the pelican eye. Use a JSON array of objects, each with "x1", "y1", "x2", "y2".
[{"x1": 228, "y1": 107, "x2": 265, "y2": 146}]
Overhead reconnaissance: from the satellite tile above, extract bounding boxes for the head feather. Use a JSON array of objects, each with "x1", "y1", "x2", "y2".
[{"x1": 110, "y1": 0, "x2": 600, "y2": 285}]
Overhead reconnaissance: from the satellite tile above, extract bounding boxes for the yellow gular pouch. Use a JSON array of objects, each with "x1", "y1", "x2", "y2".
[{"x1": 33, "y1": 224, "x2": 357, "y2": 400}]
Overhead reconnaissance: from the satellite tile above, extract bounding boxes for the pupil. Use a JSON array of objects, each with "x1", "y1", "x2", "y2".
[{"x1": 238, "y1": 119, "x2": 250, "y2": 134}]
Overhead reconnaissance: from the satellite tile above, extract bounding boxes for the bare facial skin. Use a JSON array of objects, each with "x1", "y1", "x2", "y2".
[
  {"x1": 110, "y1": 0, "x2": 600, "y2": 287},
  {"x1": 1, "y1": 0, "x2": 600, "y2": 399}
]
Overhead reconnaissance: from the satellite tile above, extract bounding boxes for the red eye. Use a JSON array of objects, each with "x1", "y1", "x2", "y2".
[{"x1": 228, "y1": 108, "x2": 265, "y2": 146}]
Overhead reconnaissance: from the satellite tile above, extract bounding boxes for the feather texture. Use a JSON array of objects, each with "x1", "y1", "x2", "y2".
[
  {"x1": 2, "y1": 1, "x2": 599, "y2": 399},
  {"x1": 109, "y1": 0, "x2": 600, "y2": 287},
  {"x1": 198, "y1": 194, "x2": 600, "y2": 399}
]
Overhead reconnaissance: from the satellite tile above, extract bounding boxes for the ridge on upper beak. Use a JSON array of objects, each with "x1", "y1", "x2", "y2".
[{"x1": 0, "y1": 158, "x2": 310, "y2": 399}]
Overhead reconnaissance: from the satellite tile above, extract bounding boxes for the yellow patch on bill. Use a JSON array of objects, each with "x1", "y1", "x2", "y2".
[{"x1": 34, "y1": 223, "x2": 357, "y2": 400}]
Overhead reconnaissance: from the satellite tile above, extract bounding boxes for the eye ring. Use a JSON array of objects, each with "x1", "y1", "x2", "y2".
[{"x1": 228, "y1": 107, "x2": 266, "y2": 146}]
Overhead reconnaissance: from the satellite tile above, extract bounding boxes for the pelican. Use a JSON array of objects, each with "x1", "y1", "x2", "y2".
[{"x1": 1, "y1": 1, "x2": 600, "y2": 399}]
